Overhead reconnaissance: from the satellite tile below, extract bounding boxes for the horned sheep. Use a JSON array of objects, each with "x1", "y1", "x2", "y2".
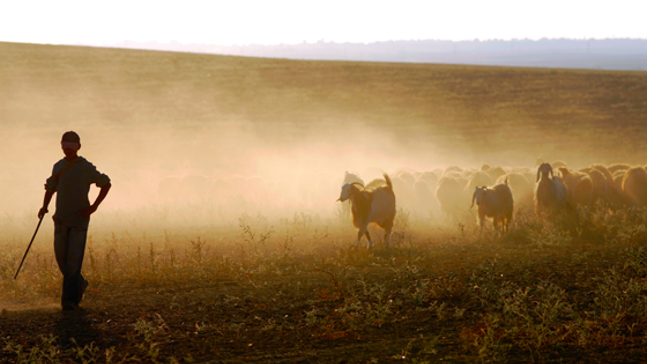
[
  {"x1": 337, "y1": 173, "x2": 396, "y2": 248},
  {"x1": 339, "y1": 171, "x2": 365, "y2": 218}
]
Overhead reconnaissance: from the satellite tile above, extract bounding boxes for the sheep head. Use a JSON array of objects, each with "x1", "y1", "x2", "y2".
[
  {"x1": 337, "y1": 182, "x2": 364, "y2": 202},
  {"x1": 471, "y1": 186, "x2": 488, "y2": 209},
  {"x1": 536, "y1": 163, "x2": 554, "y2": 182}
]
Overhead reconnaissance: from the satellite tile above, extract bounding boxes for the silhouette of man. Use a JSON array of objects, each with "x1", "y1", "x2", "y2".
[{"x1": 38, "y1": 131, "x2": 111, "y2": 310}]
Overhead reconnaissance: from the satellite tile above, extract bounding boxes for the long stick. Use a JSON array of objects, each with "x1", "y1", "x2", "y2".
[{"x1": 14, "y1": 215, "x2": 45, "y2": 280}]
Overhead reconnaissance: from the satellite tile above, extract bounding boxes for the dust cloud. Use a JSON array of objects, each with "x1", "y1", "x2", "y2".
[
  {"x1": 2, "y1": 42, "x2": 645, "y2": 239},
  {"x1": 0, "y1": 119, "x2": 448, "y2": 229}
]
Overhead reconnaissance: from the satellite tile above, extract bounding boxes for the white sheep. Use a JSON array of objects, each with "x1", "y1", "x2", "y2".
[
  {"x1": 496, "y1": 172, "x2": 534, "y2": 210},
  {"x1": 551, "y1": 160, "x2": 569, "y2": 169},
  {"x1": 465, "y1": 171, "x2": 493, "y2": 201},
  {"x1": 485, "y1": 166, "x2": 507, "y2": 184},
  {"x1": 622, "y1": 166, "x2": 647, "y2": 207},
  {"x1": 587, "y1": 164, "x2": 615, "y2": 203},
  {"x1": 559, "y1": 167, "x2": 593, "y2": 222},
  {"x1": 436, "y1": 175, "x2": 464, "y2": 220},
  {"x1": 608, "y1": 163, "x2": 631, "y2": 174},
  {"x1": 535, "y1": 163, "x2": 568, "y2": 215},
  {"x1": 391, "y1": 175, "x2": 416, "y2": 213},
  {"x1": 611, "y1": 169, "x2": 632, "y2": 207},
  {"x1": 337, "y1": 173, "x2": 396, "y2": 248},
  {"x1": 470, "y1": 178, "x2": 514, "y2": 233},
  {"x1": 558, "y1": 167, "x2": 593, "y2": 209},
  {"x1": 579, "y1": 167, "x2": 608, "y2": 203},
  {"x1": 412, "y1": 178, "x2": 439, "y2": 218},
  {"x1": 395, "y1": 170, "x2": 416, "y2": 189}
]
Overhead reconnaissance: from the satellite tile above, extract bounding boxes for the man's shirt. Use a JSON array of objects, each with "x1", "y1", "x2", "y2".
[{"x1": 45, "y1": 156, "x2": 110, "y2": 225}]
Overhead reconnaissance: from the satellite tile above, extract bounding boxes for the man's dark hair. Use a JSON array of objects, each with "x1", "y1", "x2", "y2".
[{"x1": 61, "y1": 131, "x2": 80, "y2": 143}]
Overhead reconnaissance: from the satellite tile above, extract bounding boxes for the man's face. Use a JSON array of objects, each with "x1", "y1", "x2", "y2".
[{"x1": 61, "y1": 142, "x2": 80, "y2": 158}]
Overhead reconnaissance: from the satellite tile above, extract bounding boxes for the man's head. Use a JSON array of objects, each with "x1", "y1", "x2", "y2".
[{"x1": 61, "y1": 131, "x2": 81, "y2": 159}]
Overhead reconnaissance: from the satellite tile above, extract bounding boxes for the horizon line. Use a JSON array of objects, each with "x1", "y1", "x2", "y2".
[{"x1": 4, "y1": 36, "x2": 647, "y2": 49}]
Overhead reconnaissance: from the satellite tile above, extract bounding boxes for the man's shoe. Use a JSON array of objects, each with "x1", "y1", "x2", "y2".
[
  {"x1": 80, "y1": 279, "x2": 89, "y2": 302},
  {"x1": 62, "y1": 302, "x2": 78, "y2": 311}
]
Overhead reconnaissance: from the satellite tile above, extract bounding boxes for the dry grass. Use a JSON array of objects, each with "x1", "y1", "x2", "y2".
[{"x1": 2, "y1": 203, "x2": 647, "y2": 363}]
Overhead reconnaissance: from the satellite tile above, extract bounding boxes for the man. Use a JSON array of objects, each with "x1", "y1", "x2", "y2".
[{"x1": 38, "y1": 131, "x2": 111, "y2": 310}]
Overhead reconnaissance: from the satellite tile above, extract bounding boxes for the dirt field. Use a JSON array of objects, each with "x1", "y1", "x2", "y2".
[
  {"x1": 1, "y1": 42, "x2": 647, "y2": 363},
  {"x1": 3, "y1": 208, "x2": 647, "y2": 363}
]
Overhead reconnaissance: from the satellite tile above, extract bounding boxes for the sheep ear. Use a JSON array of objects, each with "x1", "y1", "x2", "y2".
[
  {"x1": 470, "y1": 191, "x2": 476, "y2": 209},
  {"x1": 536, "y1": 169, "x2": 540, "y2": 182}
]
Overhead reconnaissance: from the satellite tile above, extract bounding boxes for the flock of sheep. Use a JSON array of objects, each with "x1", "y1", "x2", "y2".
[
  {"x1": 156, "y1": 161, "x2": 647, "y2": 246},
  {"x1": 337, "y1": 161, "x2": 647, "y2": 247}
]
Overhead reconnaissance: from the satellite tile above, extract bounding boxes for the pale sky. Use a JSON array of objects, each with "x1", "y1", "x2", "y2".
[{"x1": 1, "y1": 0, "x2": 646, "y2": 46}]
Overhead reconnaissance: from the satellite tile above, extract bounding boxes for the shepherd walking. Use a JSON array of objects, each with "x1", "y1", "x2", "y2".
[{"x1": 38, "y1": 131, "x2": 111, "y2": 310}]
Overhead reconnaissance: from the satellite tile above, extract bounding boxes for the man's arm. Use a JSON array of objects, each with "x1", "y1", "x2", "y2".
[
  {"x1": 81, "y1": 182, "x2": 111, "y2": 218},
  {"x1": 38, "y1": 190, "x2": 55, "y2": 219}
]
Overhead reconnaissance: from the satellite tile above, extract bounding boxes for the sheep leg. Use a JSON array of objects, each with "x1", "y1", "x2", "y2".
[
  {"x1": 477, "y1": 213, "x2": 485, "y2": 235},
  {"x1": 382, "y1": 220, "x2": 394, "y2": 247},
  {"x1": 364, "y1": 230, "x2": 373, "y2": 248},
  {"x1": 356, "y1": 225, "x2": 369, "y2": 248},
  {"x1": 505, "y1": 213, "x2": 513, "y2": 234},
  {"x1": 492, "y1": 216, "x2": 500, "y2": 235}
]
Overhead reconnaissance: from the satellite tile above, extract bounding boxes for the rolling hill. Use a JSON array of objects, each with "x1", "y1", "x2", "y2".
[{"x1": 1, "y1": 41, "x2": 646, "y2": 211}]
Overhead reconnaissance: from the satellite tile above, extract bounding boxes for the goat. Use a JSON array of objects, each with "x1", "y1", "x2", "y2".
[
  {"x1": 337, "y1": 173, "x2": 396, "y2": 248},
  {"x1": 535, "y1": 163, "x2": 568, "y2": 215},
  {"x1": 339, "y1": 171, "x2": 364, "y2": 218},
  {"x1": 471, "y1": 178, "x2": 514, "y2": 233}
]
